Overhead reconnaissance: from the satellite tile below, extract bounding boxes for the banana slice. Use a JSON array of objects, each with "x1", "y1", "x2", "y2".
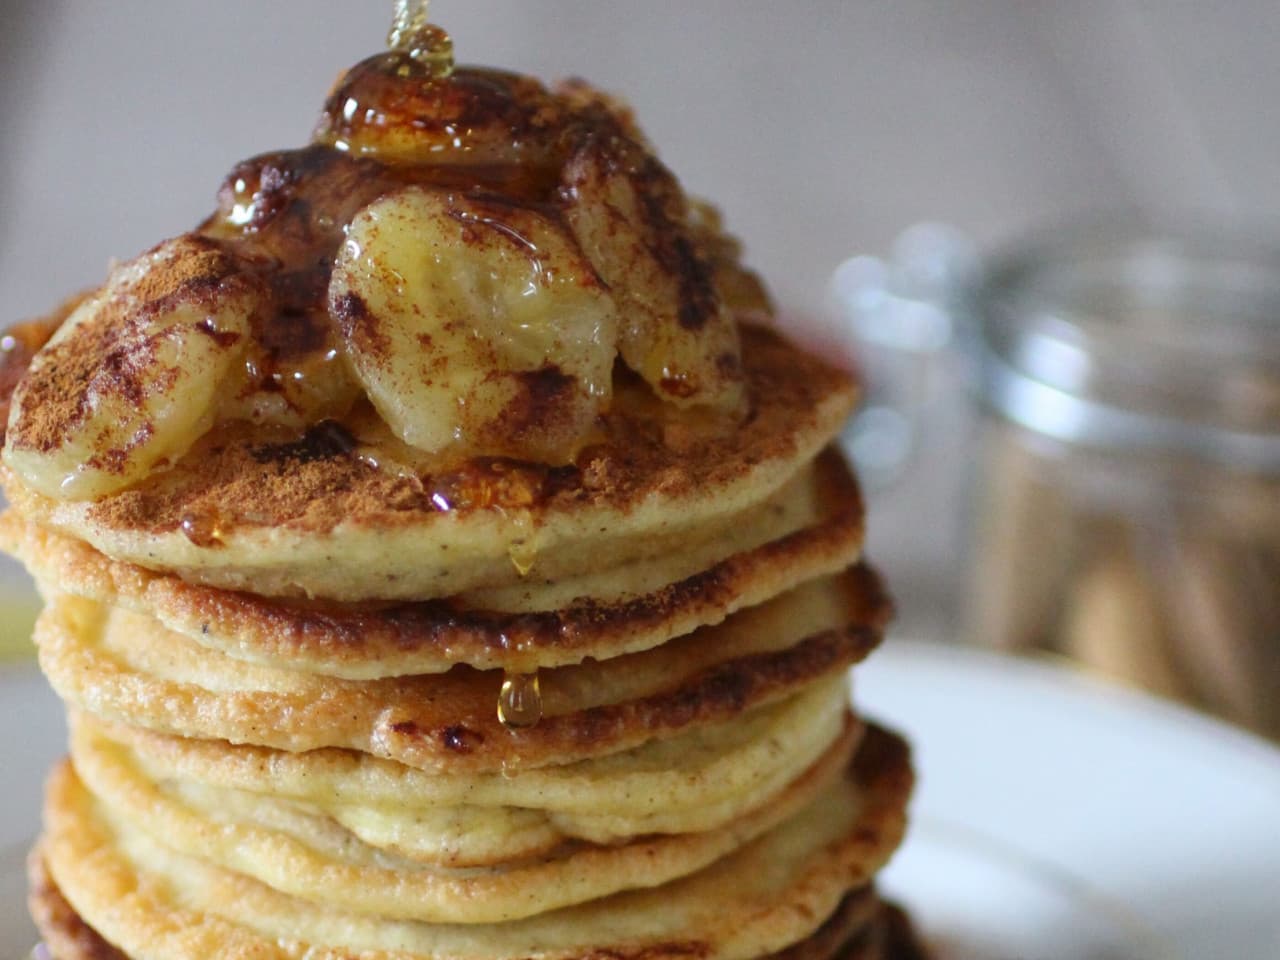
[
  {"x1": 217, "y1": 329, "x2": 362, "y2": 430},
  {"x1": 686, "y1": 197, "x2": 776, "y2": 324},
  {"x1": 4, "y1": 236, "x2": 258, "y2": 500},
  {"x1": 329, "y1": 186, "x2": 619, "y2": 462},
  {"x1": 561, "y1": 135, "x2": 746, "y2": 414}
]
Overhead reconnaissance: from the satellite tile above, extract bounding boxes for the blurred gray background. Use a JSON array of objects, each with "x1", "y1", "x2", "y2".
[{"x1": 1, "y1": 0, "x2": 1276, "y2": 635}]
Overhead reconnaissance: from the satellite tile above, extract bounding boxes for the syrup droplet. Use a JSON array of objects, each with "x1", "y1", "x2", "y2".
[
  {"x1": 497, "y1": 670, "x2": 543, "y2": 729},
  {"x1": 179, "y1": 511, "x2": 224, "y2": 548},
  {"x1": 387, "y1": 0, "x2": 454, "y2": 78}
]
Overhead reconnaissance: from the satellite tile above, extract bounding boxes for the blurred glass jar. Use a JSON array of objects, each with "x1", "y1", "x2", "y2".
[
  {"x1": 966, "y1": 221, "x2": 1280, "y2": 739},
  {"x1": 839, "y1": 220, "x2": 1280, "y2": 742}
]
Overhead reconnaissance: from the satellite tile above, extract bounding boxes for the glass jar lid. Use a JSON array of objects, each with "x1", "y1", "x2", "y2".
[{"x1": 976, "y1": 220, "x2": 1280, "y2": 473}]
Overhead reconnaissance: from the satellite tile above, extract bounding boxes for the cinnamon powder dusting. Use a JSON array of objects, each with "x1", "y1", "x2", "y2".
[
  {"x1": 0, "y1": 296, "x2": 82, "y2": 444},
  {"x1": 81, "y1": 326, "x2": 852, "y2": 538},
  {"x1": 6, "y1": 237, "x2": 249, "y2": 469}
]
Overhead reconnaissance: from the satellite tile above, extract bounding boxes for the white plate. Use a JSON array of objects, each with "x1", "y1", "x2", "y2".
[
  {"x1": 858, "y1": 640, "x2": 1280, "y2": 959},
  {"x1": 3, "y1": 644, "x2": 1279, "y2": 959}
]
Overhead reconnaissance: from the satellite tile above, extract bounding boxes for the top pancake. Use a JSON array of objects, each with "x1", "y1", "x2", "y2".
[{"x1": 3, "y1": 325, "x2": 855, "y2": 601}]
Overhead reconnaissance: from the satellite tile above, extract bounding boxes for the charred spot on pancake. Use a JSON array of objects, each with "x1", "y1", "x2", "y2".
[
  {"x1": 388, "y1": 720, "x2": 488, "y2": 756},
  {"x1": 440, "y1": 724, "x2": 485, "y2": 753}
]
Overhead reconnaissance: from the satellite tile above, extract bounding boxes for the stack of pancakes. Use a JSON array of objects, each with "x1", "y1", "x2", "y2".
[{"x1": 0, "y1": 18, "x2": 925, "y2": 960}]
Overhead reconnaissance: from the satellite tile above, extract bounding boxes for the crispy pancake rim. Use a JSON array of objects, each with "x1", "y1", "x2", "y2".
[
  {"x1": 29, "y1": 855, "x2": 895, "y2": 960},
  {"x1": 72, "y1": 713, "x2": 860, "y2": 923},
  {"x1": 37, "y1": 572, "x2": 884, "y2": 772},
  {"x1": 38, "y1": 724, "x2": 913, "y2": 960},
  {"x1": 1, "y1": 447, "x2": 864, "y2": 676},
  {"x1": 84, "y1": 679, "x2": 842, "y2": 819},
  {"x1": 72, "y1": 681, "x2": 851, "y2": 863}
]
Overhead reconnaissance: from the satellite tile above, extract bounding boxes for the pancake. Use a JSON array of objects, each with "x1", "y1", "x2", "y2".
[
  {"x1": 1, "y1": 447, "x2": 864, "y2": 676},
  {"x1": 30, "y1": 857, "x2": 920, "y2": 960},
  {"x1": 2, "y1": 326, "x2": 856, "y2": 602},
  {"x1": 37, "y1": 569, "x2": 883, "y2": 772},
  {"x1": 39, "y1": 724, "x2": 912, "y2": 960},
  {"x1": 71, "y1": 708, "x2": 858, "y2": 923},
  {"x1": 72, "y1": 676, "x2": 853, "y2": 863}
]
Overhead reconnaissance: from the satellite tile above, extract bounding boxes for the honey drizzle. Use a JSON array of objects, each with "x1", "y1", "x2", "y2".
[
  {"x1": 179, "y1": 510, "x2": 225, "y2": 548},
  {"x1": 387, "y1": 0, "x2": 454, "y2": 78},
  {"x1": 497, "y1": 670, "x2": 543, "y2": 729}
]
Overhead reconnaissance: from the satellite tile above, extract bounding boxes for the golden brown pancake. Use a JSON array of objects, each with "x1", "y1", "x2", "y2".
[
  {"x1": 73, "y1": 676, "x2": 851, "y2": 862},
  {"x1": 0, "y1": 448, "x2": 864, "y2": 676},
  {"x1": 2, "y1": 327, "x2": 856, "y2": 602},
  {"x1": 71, "y1": 676, "x2": 854, "y2": 864},
  {"x1": 30, "y1": 856, "x2": 919, "y2": 960},
  {"x1": 38, "y1": 725, "x2": 912, "y2": 960},
  {"x1": 36, "y1": 568, "x2": 884, "y2": 772},
  {"x1": 71, "y1": 711, "x2": 859, "y2": 923}
]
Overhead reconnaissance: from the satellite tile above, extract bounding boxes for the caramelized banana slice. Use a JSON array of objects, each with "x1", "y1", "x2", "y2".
[
  {"x1": 218, "y1": 329, "x2": 362, "y2": 431},
  {"x1": 561, "y1": 135, "x2": 746, "y2": 414},
  {"x1": 687, "y1": 198, "x2": 776, "y2": 323},
  {"x1": 4, "y1": 237, "x2": 258, "y2": 500},
  {"x1": 330, "y1": 187, "x2": 619, "y2": 462},
  {"x1": 316, "y1": 52, "x2": 567, "y2": 169}
]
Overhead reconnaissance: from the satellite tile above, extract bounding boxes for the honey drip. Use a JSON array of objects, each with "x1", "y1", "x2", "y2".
[
  {"x1": 497, "y1": 670, "x2": 543, "y2": 729},
  {"x1": 506, "y1": 508, "x2": 538, "y2": 575},
  {"x1": 387, "y1": 0, "x2": 454, "y2": 78},
  {"x1": 179, "y1": 510, "x2": 225, "y2": 547}
]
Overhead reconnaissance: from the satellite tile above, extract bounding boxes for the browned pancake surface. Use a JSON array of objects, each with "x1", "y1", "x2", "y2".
[
  {"x1": 31, "y1": 854, "x2": 909, "y2": 960},
  {"x1": 2, "y1": 448, "x2": 864, "y2": 676},
  {"x1": 36, "y1": 724, "x2": 914, "y2": 960},
  {"x1": 38, "y1": 567, "x2": 886, "y2": 771}
]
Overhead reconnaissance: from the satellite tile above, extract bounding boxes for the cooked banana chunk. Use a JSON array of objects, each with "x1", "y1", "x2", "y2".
[
  {"x1": 561, "y1": 135, "x2": 746, "y2": 415},
  {"x1": 4, "y1": 236, "x2": 259, "y2": 500},
  {"x1": 217, "y1": 331, "x2": 362, "y2": 431},
  {"x1": 330, "y1": 186, "x2": 619, "y2": 462}
]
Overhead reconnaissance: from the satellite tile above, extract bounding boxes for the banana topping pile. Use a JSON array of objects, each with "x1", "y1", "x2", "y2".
[{"x1": 4, "y1": 20, "x2": 761, "y2": 499}]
